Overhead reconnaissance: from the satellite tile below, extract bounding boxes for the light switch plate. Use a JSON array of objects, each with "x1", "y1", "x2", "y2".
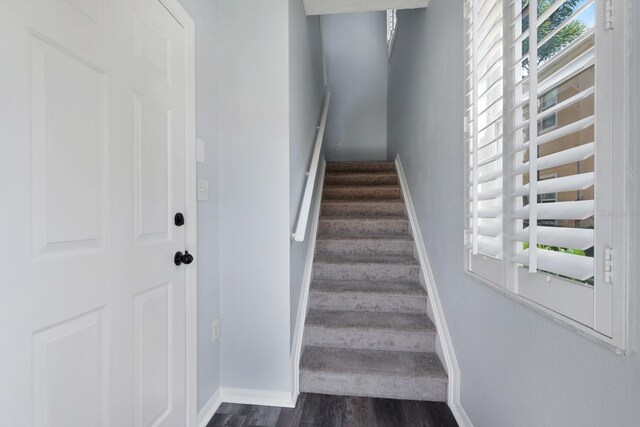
[
  {"x1": 197, "y1": 178, "x2": 209, "y2": 201},
  {"x1": 197, "y1": 138, "x2": 206, "y2": 163}
]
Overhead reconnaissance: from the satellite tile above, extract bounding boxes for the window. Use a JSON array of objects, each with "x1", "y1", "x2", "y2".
[
  {"x1": 387, "y1": 10, "x2": 398, "y2": 60},
  {"x1": 538, "y1": 173, "x2": 558, "y2": 226},
  {"x1": 539, "y1": 174, "x2": 558, "y2": 204},
  {"x1": 464, "y1": 0, "x2": 628, "y2": 349},
  {"x1": 539, "y1": 89, "x2": 558, "y2": 132}
]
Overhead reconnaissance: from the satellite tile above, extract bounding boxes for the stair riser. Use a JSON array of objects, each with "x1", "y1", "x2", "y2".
[
  {"x1": 318, "y1": 219, "x2": 408, "y2": 236},
  {"x1": 304, "y1": 326, "x2": 435, "y2": 353},
  {"x1": 321, "y1": 202, "x2": 405, "y2": 217},
  {"x1": 315, "y1": 239, "x2": 414, "y2": 257},
  {"x1": 309, "y1": 291, "x2": 428, "y2": 315},
  {"x1": 323, "y1": 187, "x2": 401, "y2": 200},
  {"x1": 326, "y1": 163, "x2": 396, "y2": 173},
  {"x1": 313, "y1": 263, "x2": 419, "y2": 283},
  {"x1": 324, "y1": 175, "x2": 398, "y2": 186},
  {"x1": 299, "y1": 372, "x2": 447, "y2": 402}
]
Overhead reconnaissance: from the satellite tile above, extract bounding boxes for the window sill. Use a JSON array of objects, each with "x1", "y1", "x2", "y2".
[{"x1": 464, "y1": 270, "x2": 628, "y2": 356}]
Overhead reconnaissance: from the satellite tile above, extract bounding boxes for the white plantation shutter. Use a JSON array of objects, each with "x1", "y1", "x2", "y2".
[
  {"x1": 509, "y1": 0, "x2": 598, "y2": 279},
  {"x1": 465, "y1": 0, "x2": 626, "y2": 345},
  {"x1": 464, "y1": 0, "x2": 505, "y2": 283}
]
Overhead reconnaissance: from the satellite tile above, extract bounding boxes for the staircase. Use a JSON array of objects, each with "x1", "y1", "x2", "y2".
[{"x1": 299, "y1": 161, "x2": 448, "y2": 402}]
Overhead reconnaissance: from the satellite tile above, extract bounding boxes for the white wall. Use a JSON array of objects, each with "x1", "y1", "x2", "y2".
[
  {"x1": 175, "y1": 0, "x2": 221, "y2": 412},
  {"x1": 387, "y1": 2, "x2": 640, "y2": 426},
  {"x1": 629, "y1": 0, "x2": 640, "y2": 363},
  {"x1": 215, "y1": 0, "x2": 292, "y2": 393},
  {"x1": 322, "y1": 12, "x2": 388, "y2": 161},
  {"x1": 289, "y1": 0, "x2": 325, "y2": 345}
]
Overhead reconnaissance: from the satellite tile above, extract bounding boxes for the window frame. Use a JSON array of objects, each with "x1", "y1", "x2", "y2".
[{"x1": 463, "y1": 0, "x2": 630, "y2": 352}]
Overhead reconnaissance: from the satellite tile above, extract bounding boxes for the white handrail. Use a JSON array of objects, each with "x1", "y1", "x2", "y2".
[{"x1": 292, "y1": 91, "x2": 331, "y2": 242}]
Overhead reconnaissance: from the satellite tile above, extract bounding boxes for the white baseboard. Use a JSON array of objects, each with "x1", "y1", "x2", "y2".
[
  {"x1": 449, "y1": 399, "x2": 473, "y2": 427},
  {"x1": 197, "y1": 386, "x2": 298, "y2": 427},
  {"x1": 197, "y1": 388, "x2": 222, "y2": 427},
  {"x1": 290, "y1": 158, "x2": 326, "y2": 401},
  {"x1": 220, "y1": 387, "x2": 295, "y2": 408},
  {"x1": 395, "y1": 155, "x2": 473, "y2": 427}
]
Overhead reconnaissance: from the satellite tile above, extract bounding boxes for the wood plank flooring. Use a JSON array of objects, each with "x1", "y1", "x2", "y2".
[{"x1": 206, "y1": 393, "x2": 458, "y2": 427}]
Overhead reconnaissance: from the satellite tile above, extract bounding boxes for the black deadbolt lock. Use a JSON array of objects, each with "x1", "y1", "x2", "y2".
[
  {"x1": 174, "y1": 251, "x2": 194, "y2": 266},
  {"x1": 174, "y1": 212, "x2": 185, "y2": 226}
]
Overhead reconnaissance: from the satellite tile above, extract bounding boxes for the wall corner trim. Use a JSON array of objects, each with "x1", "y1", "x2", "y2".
[
  {"x1": 395, "y1": 155, "x2": 473, "y2": 427},
  {"x1": 290, "y1": 159, "x2": 327, "y2": 401},
  {"x1": 197, "y1": 388, "x2": 223, "y2": 427}
]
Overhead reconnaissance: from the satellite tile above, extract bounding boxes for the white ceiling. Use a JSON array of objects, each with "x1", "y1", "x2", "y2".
[{"x1": 304, "y1": 0, "x2": 429, "y2": 16}]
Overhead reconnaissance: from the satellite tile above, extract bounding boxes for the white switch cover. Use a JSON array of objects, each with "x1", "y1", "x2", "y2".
[
  {"x1": 197, "y1": 178, "x2": 209, "y2": 201},
  {"x1": 212, "y1": 319, "x2": 219, "y2": 342},
  {"x1": 197, "y1": 138, "x2": 206, "y2": 163}
]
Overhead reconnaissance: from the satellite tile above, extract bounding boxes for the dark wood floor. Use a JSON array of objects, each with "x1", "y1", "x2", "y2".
[{"x1": 207, "y1": 393, "x2": 458, "y2": 427}]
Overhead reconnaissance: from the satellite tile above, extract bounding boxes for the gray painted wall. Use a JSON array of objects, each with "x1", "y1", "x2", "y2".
[
  {"x1": 215, "y1": 0, "x2": 292, "y2": 393},
  {"x1": 387, "y1": 2, "x2": 640, "y2": 426},
  {"x1": 322, "y1": 12, "x2": 388, "y2": 161},
  {"x1": 289, "y1": 0, "x2": 325, "y2": 345},
  {"x1": 175, "y1": 0, "x2": 220, "y2": 411}
]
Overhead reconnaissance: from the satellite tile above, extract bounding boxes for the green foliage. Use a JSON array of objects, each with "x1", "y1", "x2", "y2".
[
  {"x1": 521, "y1": 0, "x2": 588, "y2": 68},
  {"x1": 522, "y1": 240, "x2": 594, "y2": 285},
  {"x1": 523, "y1": 242, "x2": 587, "y2": 256}
]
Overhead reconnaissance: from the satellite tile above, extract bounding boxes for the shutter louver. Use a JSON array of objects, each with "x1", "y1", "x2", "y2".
[{"x1": 514, "y1": 248, "x2": 594, "y2": 281}]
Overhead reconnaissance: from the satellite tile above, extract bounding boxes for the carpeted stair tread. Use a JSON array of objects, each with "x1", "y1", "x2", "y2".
[
  {"x1": 316, "y1": 234, "x2": 413, "y2": 242},
  {"x1": 321, "y1": 199, "x2": 404, "y2": 203},
  {"x1": 311, "y1": 279, "x2": 426, "y2": 296},
  {"x1": 314, "y1": 254, "x2": 419, "y2": 266},
  {"x1": 309, "y1": 280, "x2": 427, "y2": 315},
  {"x1": 324, "y1": 172, "x2": 398, "y2": 177},
  {"x1": 324, "y1": 184, "x2": 401, "y2": 188},
  {"x1": 304, "y1": 310, "x2": 435, "y2": 352},
  {"x1": 313, "y1": 254, "x2": 420, "y2": 283},
  {"x1": 306, "y1": 309, "x2": 434, "y2": 333},
  {"x1": 323, "y1": 185, "x2": 401, "y2": 191},
  {"x1": 320, "y1": 199, "x2": 406, "y2": 204},
  {"x1": 320, "y1": 200, "x2": 406, "y2": 217},
  {"x1": 323, "y1": 185, "x2": 402, "y2": 200},
  {"x1": 318, "y1": 215, "x2": 408, "y2": 222},
  {"x1": 324, "y1": 172, "x2": 399, "y2": 186},
  {"x1": 315, "y1": 234, "x2": 415, "y2": 256},
  {"x1": 318, "y1": 216, "x2": 409, "y2": 236},
  {"x1": 300, "y1": 346, "x2": 446, "y2": 379},
  {"x1": 299, "y1": 347, "x2": 448, "y2": 401},
  {"x1": 319, "y1": 215, "x2": 407, "y2": 219},
  {"x1": 325, "y1": 161, "x2": 396, "y2": 173},
  {"x1": 324, "y1": 171, "x2": 398, "y2": 178}
]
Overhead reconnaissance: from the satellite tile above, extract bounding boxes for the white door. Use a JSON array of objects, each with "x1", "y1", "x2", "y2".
[{"x1": 0, "y1": 0, "x2": 192, "y2": 425}]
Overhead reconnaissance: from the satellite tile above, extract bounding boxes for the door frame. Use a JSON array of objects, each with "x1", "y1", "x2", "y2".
[{"x1": 157, "y1": 0, "x2": 197, "y2": 425}]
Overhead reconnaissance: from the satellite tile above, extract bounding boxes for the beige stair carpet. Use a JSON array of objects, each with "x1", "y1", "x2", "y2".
[{"x1": 299, "y1": 161, "x2": 448, "y2": 402}]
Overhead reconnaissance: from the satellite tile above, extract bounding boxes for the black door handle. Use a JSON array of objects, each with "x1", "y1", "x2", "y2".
[
  {"x1": 174, "y1": 212, "x2": 185, "y2": 226},
  {"x1": 174, "y1": 250, "x2": 194, "y2": 266}
]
